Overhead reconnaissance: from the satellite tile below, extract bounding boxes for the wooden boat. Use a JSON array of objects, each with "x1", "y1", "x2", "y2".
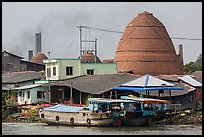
[
  {"x1": 39, "y1": 96, "x2": 168, "y2": 127},
  {"x1": 39, "y1": 98, "x2": 136, "y2": 127},
  {"x1": 118, "y1": 96, "x2": 169, "y2": 126}
]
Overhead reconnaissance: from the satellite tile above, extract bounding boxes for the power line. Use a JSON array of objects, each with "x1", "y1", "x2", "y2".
[
  {"x1": 77, "y1": 25, "x2": 202, "y2": 41},
  {"x1": 170, "y1": 37, "x2": 202, "y2": 41}
]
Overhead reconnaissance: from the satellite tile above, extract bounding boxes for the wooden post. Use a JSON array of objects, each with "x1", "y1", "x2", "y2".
[
  {"x1": 110, "y1": 91, "x2": 112, "y2": 99},
  {"x1": 115, "y1": 90, "x2": 117, "y2": 99},
  {"x1": 79, "y1": 91, "x2": 81, "y2": 104},
  {"x1": 48, "y1": 86, "x2": 51, "y2": 104},
  {"x1": 70, "y1": 83, "x2": 73, "y2": 104}
]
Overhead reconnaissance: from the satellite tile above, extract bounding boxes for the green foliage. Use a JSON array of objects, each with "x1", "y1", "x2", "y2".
[{"x1": 184, "y1": 53, "x2": 202, "y2": 74}]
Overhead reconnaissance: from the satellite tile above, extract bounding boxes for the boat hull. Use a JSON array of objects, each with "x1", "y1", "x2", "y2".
[{"x1": 39, "y1": 109, "x2": 114, "y2": 127}]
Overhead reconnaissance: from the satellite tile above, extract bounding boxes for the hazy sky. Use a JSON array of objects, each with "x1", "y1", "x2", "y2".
[{"x1": 2, "y1": 2, "x2": 202, "y2": 64}]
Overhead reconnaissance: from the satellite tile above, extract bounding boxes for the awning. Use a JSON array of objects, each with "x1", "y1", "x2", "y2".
[
  {"x1": 112, "y1": 86, "x2": 184, "y2": 91},
  {"x1": 14, "y1": 84, "x2": 42, "y2": 90}
]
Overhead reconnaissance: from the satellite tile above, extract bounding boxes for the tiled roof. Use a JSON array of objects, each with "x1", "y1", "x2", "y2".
[{"x1": 2, "y1": 71, "x2": 44, "y2": 83}]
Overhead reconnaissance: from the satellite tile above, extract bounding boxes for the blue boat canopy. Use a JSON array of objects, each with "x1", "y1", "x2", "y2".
[{"x1": 43, "y1": 104, "x2": 84, "y2": 113}]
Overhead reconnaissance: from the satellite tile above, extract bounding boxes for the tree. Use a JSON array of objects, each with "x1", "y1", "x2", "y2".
[{"x1": 184, "y1": 53, "x2": 202, "y2": 74}]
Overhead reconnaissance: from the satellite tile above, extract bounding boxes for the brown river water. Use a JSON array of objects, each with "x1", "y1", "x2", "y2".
[{"x1": 2, "y1": 122, "x2": 202, "y2": 135}]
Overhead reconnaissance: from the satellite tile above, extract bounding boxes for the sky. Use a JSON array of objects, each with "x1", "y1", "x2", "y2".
[{"x1": 2, "y1": 2, "x2": 202, "y2": 64}]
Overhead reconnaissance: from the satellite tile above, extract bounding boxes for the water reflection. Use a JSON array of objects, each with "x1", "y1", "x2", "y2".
[{"x1": 2, "y1": 123, "x2": 202, "y2": 135}]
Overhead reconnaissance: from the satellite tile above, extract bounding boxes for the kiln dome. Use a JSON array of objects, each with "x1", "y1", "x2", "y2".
[
  {"x1": 114, "y1": 11, "x2": 184, "y2": 75},
  {"x1": 30, "y1": 52, "x2": 48, "y2": 64}
]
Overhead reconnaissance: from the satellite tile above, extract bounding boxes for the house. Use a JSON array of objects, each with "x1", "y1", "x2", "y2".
[
  {"x1": 2, "y1": 71, "x2": 45, "y2": 105},
  {"x1": 43, "y1": 58, "x2": 117, "y2": 80},
  {"x1": 14, "y1": 84, "x2": 49, "y2": 105},
  {"x1": 157, "y1": 74, "x2": 202, "y2": 109},
  {"x1": 2, "y1": 50, "x2": 45, "y2": 73},
  {"x1": 41, "y1": 73, "x2": 138, "y2": 105},
  {"x1": 2, "y1": 50, "x2": 24, "y2": 73},
  {"x1": 112, "y1": 74, "x2": 199, "y2": 110},
  {"x1": 178, "y1": 75, "x2": 202, "y2": 106}
]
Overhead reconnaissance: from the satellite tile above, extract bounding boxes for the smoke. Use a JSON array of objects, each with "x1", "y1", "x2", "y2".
[
  {"x1": 3, "y1": 3, "x2": 139, "y2": 60},
  {"x1": 3, "y1": 3, "x2": 201, "y2": 64},
  {"x1": 3, "y1": 28, "x2": 35, "y2": 59}
]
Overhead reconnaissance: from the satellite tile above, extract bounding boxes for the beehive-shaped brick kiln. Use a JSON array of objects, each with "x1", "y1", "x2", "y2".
[{"x1": 114, "y1": 11, "x2": 184, "y2": 75}]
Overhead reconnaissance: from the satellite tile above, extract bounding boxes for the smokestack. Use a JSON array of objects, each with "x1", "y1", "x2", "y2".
[
  {"x1": 35, "y1": 32, "x2": 41, "y2": 54},
  {"x1": 28, "y1": 50, "x2": 33, "y2": 61},
  {"x1": 178, "y1": 44, "x2": 183, "y2": 65}
]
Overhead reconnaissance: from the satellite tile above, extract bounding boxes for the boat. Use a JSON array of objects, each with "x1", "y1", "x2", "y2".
[
  {"x1": 39, "y1": 96, "x2": 168, "y2": 127},
  {"x1": 39, "y1": 98, "x2": 137, "y2": 127},
  {"x1": 118, "y1": 95, "x2": 169, "y2": 126}
]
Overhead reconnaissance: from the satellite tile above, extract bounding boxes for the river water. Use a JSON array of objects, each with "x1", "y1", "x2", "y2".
[{"x1": 2, "y1": 122, "x2": 202, "y2": 135}]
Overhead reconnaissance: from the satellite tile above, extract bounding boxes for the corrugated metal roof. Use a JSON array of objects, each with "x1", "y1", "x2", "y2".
[
  {"x1": 2, "y1": 50, "x2": 24, "y2": 59},
  {"x1": 14, "y1": 84, "x2": 42, "y2": 90},
  {"x1": 179, "y1": 75, "x2": 202, "y2": 87},
  {"x1": 121, "y1": 74, "x2": 174, "y2": 87},
  {"x1": 2, "y1": 71, "x2": 44, "y2": 84},
  {"x1": 43, "y1": 73, "x2": 138, "y2": 94},
  {"x1": 2, "y1": 85, "x2": 15, "y2": 90}
]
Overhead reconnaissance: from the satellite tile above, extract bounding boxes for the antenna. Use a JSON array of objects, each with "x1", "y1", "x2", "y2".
[
  {"x1": 47, "y1": 51, "x2": 51, "y2": 58},
  {"x1": 77, "y1": 25, "x2": 98, "y2": 63}
]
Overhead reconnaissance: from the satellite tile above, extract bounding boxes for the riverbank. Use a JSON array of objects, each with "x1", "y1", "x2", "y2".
[
  {"x1": 152, "y1": 109, "x2": 202, "y2": 126},
  {"x1": 2, "y1": 107, "x2": 202, "y2": 126}
]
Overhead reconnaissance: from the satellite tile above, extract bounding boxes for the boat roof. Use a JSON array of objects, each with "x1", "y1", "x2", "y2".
[
  {"x1": 88, "y1": 98, "x2": 137, "y2": 104},
  {"x1": 43, "y1": 104, "x2": 84, "y2": 113},
  {"x1": 120, "y1": 96, "x2": 169, "y2": 104}
]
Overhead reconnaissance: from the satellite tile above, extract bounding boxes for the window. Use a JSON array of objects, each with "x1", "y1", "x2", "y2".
[
  {"x1": 37, "y1": 91, "x2": 45, "y2": 98},
  {"x1": 87, "y1": 69, "x2": 94, "y2": 75},
  {"x1": 66, "y1": 67, "x2": 73, "y2": 75},
  {"x1": 27, "y1": 91, "x2": 30, "y2": 99},
  {"x1": 47, "y1": 68, "x2": 51, "y2": 78},
  {"x1": 53, "y1": 67, "x2": 56, "y2": 76}
]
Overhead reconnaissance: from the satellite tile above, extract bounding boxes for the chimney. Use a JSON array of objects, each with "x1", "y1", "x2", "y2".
[
  {"x1": 35, "y1": 32, "x2": 41, "y2": 54},
  {"x1": 178, "y1": 44, "x2": 183, "y2": 65},
  {"x1": 28, "y1": 50, "x2": 33, "y2": 60}
]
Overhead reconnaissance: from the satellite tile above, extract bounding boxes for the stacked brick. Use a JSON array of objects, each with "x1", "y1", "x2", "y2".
[{"x1": 114, "y1": 11, "x2": 184, "y2": 75}]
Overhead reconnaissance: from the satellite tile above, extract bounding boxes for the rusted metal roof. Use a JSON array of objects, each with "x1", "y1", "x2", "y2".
[
  {"x1": 191, "y1": 71, "x2": 202, "y2": 78},
  {"x1": 78, "y1": 52, "x2": 102, "y2": 63},
  {"x1": 30, "y1": 52, "x2": 48, "y2": 64}
]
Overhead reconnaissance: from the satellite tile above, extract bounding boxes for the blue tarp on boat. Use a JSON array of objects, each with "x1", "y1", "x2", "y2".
[{"x1": 43, "y1": 104, "x2": 84, "y2": 113}]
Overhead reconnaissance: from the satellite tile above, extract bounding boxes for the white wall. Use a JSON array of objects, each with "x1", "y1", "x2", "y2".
[{"x1": 17, "y1": 86, "x2": 49, "y2": 105}]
